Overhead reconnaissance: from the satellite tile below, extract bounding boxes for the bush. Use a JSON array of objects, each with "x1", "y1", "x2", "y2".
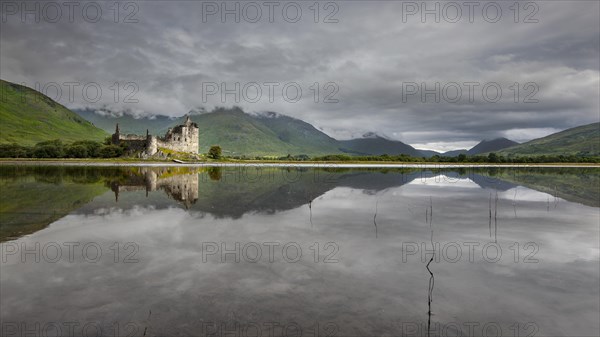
[
  {"x1": 71, "y1": 140, "x2": 102, "y2": 157},
  {"x1": 0, "y1": 143, "x2": 31, "y2": 158},
  {"x1": 208, "y1": 145, "x2": 222, "y2": 159},
  {"x1": 98, "y1": 145, "x2": 124, "y2": 158},
  {"x1": 33, "y1": 145, "x2": 64, "y2": 158},
  {"x1": 65, "y1": 145, "x2": 88, "y2": 158}
]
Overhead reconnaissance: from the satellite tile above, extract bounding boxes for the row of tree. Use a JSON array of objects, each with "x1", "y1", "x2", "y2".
[
  {"x1": 311, "y1": 152, "x2": 600, "y2": 163},
  {"x1": 0, "y1": 140, "x2": 124, "y2": 158},
  {"x1": 1, "y1": 141, "x2": 598, "y2": 163}
]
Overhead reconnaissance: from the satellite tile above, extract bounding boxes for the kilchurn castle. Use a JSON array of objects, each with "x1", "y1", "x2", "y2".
[{"x1": 111, "y1": 116, "x2": 199, "y2": 156}]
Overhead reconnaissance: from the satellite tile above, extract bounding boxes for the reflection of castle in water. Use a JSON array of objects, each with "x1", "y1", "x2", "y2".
[{"x1": 109, "y1": 168, "x2": 199, "y2": 208}]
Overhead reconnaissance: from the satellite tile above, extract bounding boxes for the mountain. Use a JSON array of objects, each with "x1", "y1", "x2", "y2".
[
  {"x1": 443, "y1": 149, "x2": 469, "y2": 157},
  {"x1": 167, "y1": 107, "x2": 343, "y2": 156},
  {"x1": 74, "y1": 108, "x2": 175, "y2": 136},
  {"x1": 69, "y1": 102, "x2": 599, "y2": 158},
  {"x1": 418, "y1": 150, "x2": 440, "y2": 158},
  {"x1": 418, "y1": 149, "x2": 469, "y2": 157},
  {"x1": 467, "y1": 137, "x2": 519, "y2": 155},
  {"x1": 74, "y1": 107, "x2": 343, "y2": 156},
  {"x1": 253, "y1": 111, "x2": 341, "y2": 154},
  {"x1": 0, "y1": 80, "x2": 108, "y2": 145},
  {"x1": 496, "y1": 123, "x2": 600, "y2": 156},
  {"x1": 339, "y1": 133, "x2": 423, "y2": 157}
]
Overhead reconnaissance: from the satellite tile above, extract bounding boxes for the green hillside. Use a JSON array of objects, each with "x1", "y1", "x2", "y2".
[
  {"x1": 339, "y1": 133, "x2": 423, "y2": 157},
  {"x1": 76, "y1": 107, "x2": 342, "y2": 156},
  {"x1": 0, "y1": 80, "x2": 108, "y2": 145},
  {"x1": 74, "y1": 107, "x2": 425, "y2": 157},
  {"x1": 497, "y1": 123, "x2": 600, "y2": 157},
  {"x1": 467, "y1": 137, "x2": 519, "y2": 155},
  {"x1": 249, "y1": 111, "x2": 341, "y2": 154},
  {"x1": 188, "y1": 108, "x2": 342, "y2": 156}
]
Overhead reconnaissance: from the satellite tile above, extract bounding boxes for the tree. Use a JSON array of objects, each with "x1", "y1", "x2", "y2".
[
  {"x1": 71, "y1": 140, "x2": 102, "y2": 157},
  {"x1": 98, "y1": 145, "x2": 123, "y2": 158},
  {"x1": 457, "y1": 153, "x2": 467, "y2": 162},
  {"x1": 33, "y1": 145, "x2": 64, "y2": 158},
  {"x1": 65, "y1": 145, "x2": 88, "y2": 158},
  {"x1": 208, "y1": 145, "x2": 222, "y2": 159},
  {"x1": 487, "y1": 152, "x2": 499, "y2": 163}
]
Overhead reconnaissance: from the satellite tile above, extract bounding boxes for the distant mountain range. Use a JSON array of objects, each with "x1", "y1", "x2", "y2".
[
  {"x1": 1, "y1": 79, "x2": 598, "y2": 157},
  {"x1": 74, "y1": 107, "x2": 432, "y2": 156},
  {"x1": 56, "y1": 108, "x2": 600, "y2": 158},
  {"x1": 338, "y1": 132, "x2": 423, "y2": 157},
  {"x1": 419, "y1": 138, "x2": 521, "y2": 158}
]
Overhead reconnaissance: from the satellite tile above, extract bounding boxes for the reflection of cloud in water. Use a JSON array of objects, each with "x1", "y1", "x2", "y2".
[
  {"x1": 1, "y1": 167, "x2": 599, "y2": 336},
  {"x1": 408, "y1": 175, "x2": 480, "y2": 188},
  {"x1": 500, "y1": 187, "x2": 559, "y2": 203}
]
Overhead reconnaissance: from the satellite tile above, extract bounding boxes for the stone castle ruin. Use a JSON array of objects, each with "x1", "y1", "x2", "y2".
[{"x1": 112, "y1": 116, "x2": 199, "y2": 156}]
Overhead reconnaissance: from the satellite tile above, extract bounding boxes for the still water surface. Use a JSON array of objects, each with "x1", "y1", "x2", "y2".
[{"x1": 0, "y1": 166, "x2": 599, "y2": 336}]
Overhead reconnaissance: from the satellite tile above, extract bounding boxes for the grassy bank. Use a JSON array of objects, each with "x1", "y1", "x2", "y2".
[{"x1": 1, "y1": 158, "x2": 599, "y2": 167}]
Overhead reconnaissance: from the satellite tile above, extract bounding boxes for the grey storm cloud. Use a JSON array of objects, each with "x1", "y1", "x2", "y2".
[{"x1": 1, "y1": 0, "x2": 598, "y2": 150}]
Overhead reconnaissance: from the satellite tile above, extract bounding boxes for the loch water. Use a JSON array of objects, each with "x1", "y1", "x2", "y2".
[{"x1": 1, "y1": 165, "x2": 599, "y2": 336}]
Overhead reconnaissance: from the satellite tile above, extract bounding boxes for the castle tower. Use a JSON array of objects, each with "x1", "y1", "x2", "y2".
[{"x1": 112, "y1": 123, "x2": 121, "y2": 145}]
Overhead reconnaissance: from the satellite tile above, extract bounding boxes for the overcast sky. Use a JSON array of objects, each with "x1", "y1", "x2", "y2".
[{"x1": 1, "y1": 0, "x2": 599, "y2": 151}]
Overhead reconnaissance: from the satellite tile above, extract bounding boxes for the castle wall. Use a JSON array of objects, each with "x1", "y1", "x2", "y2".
[
  {"x1": 113, "y1": 135, "x2": 147, "y2": 151},
  {"x1": 158, "y1": 125, "x2": 199, "y2": 153},
  {"x1": 111, "y1": 117, "x2": 199, "y2": 156}
]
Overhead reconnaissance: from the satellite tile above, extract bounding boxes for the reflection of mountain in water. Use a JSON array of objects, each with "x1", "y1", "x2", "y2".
[
  {"x1": 1, "y1": 165, "x2": 598, "y2": 242},
  {"x1": 189, "y1": 168, "x2": 426, "y2": 218},
  {"x1": 0, "y1": 165, "x2": 120, "y2": 242}
]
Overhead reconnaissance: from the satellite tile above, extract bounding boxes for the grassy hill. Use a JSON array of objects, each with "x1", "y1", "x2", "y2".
[
  {"x1": 73, "y1": 107, "x2": 428, "y2": 157},
  {"x1": 76, "y1": 107, "x2": 346, "y2": 156},
  {"x1": 497, "y1": 123, "x2": 600, "y2": 156},
  {"x1": 467, "y1": 138, "x2": 519, "y2": 155},
  {"x1": 254, "y1": 111, "x2": 341, "y2": 154},
  {"x1": 0, "y1": 80, "x2": 108, "y2": 145},
  {"x1": 339, "y1": 133, "x2": 423, "y2": 157},
  {"x1": 188, "y1": 108, "x2": 344, "y2": 156}
]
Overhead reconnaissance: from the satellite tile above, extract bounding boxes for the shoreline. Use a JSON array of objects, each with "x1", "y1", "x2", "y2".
[{"x1": 1, "y1": 159, "x2": 599, "y2": 168}]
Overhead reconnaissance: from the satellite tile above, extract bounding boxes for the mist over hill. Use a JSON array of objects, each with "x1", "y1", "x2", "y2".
[
  {"x1": 73, "y1": 106, "x2": 423, "y2": 157},
  {"x1": 71, "y1": 104, "x2": 598, "y2": 158},
  {"x1": 2, "y1": 77, "x2": 595, "y2": 159}
]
